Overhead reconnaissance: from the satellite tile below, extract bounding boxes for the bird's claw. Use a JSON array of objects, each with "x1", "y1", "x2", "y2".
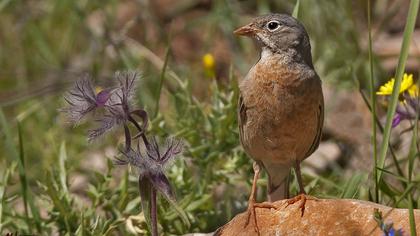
[
  {"x1": 286, "y1": 194, "x2": 317, "y2": 217},
  {"x1": 244, "y1": 202, "x2": 278, "y2": 235}
]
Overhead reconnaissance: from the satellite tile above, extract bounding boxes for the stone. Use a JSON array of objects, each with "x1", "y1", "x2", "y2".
[{"x1": 214, "y1": 198, "x2": 420, "y2": 236}]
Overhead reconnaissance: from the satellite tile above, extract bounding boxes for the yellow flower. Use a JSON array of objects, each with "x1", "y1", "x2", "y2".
[
  {"x1": 202, "y1": 53, "x2": 215, "y2": 69},
  {"x1": 377, "y1": 73, "x2": 418, "y2": 96},
  {"x1": 95, "y1": 86, "x2": 103, "y2": 94},
  {"x1": 408, "y1": 84, "x2": 419, "y2": 97}
]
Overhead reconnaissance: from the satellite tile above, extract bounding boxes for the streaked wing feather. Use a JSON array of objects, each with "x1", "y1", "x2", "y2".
[
  {"x1": 238, "y1": 93, "x2": 247, "y2": 145},
  {"x1": 304, "y1": 100, "x2": 324, "y2": 158}
]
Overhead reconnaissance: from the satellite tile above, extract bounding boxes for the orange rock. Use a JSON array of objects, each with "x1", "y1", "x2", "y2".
[{"x1": 215, "y1": 198, "x2": 420, "y2": 236}]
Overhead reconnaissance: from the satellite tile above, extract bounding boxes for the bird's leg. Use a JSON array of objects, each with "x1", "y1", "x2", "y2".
[
  {"x1": 295, "y1": 160, "x2": 306, "y2": 194},
  {"x1": 286, "y1": 160, "x2": 316, "y2": 217},
  {"x1": 244, "y1": 162, "x2": 278, "y2": 234}
]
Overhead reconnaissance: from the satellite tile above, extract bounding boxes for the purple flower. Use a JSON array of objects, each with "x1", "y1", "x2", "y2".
[
  {"x1": 115, "y1": 137, "x2": 183, "y2": 201},
  {"x1": 375, "y1": 209, "x2": 405, "y2": 236},
  {"x1": 95, "y1": 89, "x2": 112, "y2": 107},
  {"x1": 386, "y1": 227, "x2": 404, "y2": 236},
  {"x1": 61, "y1": 76, "x2": 99, "y2": 124},
  {"x1": 87, "y1": 112, "x2": 125, "y2": 141},
  {"x1": 87, "y1": 72, "x2": 142, "y2": 141},
  {"x1": 392, "y1": 94, "x2": 420, "y2": 128},
  {"x1": 105, "y1": 71, "x2": 138, "y2": 110},
  {"x1": 62, "y1": 71, "x2": 185, "y2": 236},
  {"x1": 392, "y1": 113, "x2": 402, "y2": 127}
]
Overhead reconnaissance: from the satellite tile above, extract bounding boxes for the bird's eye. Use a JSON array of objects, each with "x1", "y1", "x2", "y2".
[{"x1": 267, "y1": 20, "x2": 281, "y2": 32}]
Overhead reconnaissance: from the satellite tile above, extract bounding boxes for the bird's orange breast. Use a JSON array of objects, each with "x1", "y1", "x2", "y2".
[{"x1": 239, "y1": 57, "x2": 322, "y2": 164}]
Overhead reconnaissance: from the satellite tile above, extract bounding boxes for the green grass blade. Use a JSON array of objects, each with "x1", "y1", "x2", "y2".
[
  {"x1": 59, "y1": 141, "x2": 69, "y2": 194},
  {"x1": 394, "y1": 183, "x2": 416, "y2": 206},
  {"x1": 45, "y1": 170, "x2": 72, "y2": 232},
  {"x1": 154, "y1": 46, "x2": 170, "y2": 118},
  {"x1": 340, "y1": 173, "x2": 364, "y2": 199},
  {"x1": 376, "y1": 0, "x2": 420, "y2": 184},
  {"x1": 17, "y1": 123, "x2": 30, "y2": 229},
  {"x1": 353, "y1": 75, "x2": 406, "y2": 182},
  {"x1": 376, "y1": 167, "x2": 409, "y2": 183},
  {"x1": 0, "y1": 109, "x2": 41, "y2": 232},
  {"x1": 408, "y1": 194, "x2": 417, "y2": 236},
  {"x1": 407, "y1": 105, "x2": 418, "y2": 236},
  {"x1": 166, "y1": 198, "x2": 190, "y2": 228},
  {"x1": 367, "y1": 0, "x2": 379, "y2": 203},
  {"x1": 292, "y1": 0, "x2": 300, "y2": 19},
  {"x1": 0, "y1": 0, "x2": 12, "y2": 12},
  {"x1": 0, "y1": 166, "x2": 12, "y2": 233},
  {"x1": 408, "y1": 112, "x2": 418, "y2": 182},
  {"x1": 17, "y1": 122, "x2": 42, "y2": 232},
  {"x1": 0, "y1": 108, "x2": 19, "y2": 163}
]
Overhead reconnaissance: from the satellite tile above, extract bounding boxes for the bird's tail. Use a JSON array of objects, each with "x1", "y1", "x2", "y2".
[{"x1": 263, "y1": 163, "x2": 291, "y2": 202}]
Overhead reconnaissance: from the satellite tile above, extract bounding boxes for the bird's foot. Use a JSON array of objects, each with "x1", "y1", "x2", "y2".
[
  {"x1": 244, "y1": 201, "x2": 278, "y2": 235},
  {"x1": 286, "y1": 194, "x2": 317, "y2": 217}
]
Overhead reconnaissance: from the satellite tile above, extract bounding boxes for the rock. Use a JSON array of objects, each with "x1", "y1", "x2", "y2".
[
  {"x1": 183, "y1": 234, "x2": 214, "y2": 236},
  {"x1": 215, "y1": 198, "x2": 420, "y2": 236}
]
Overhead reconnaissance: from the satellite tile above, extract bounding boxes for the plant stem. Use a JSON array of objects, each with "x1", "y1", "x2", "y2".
[
  {"x1": 155, "y1": 47, "x2": 170, "y2": 118},
  {"x1": 408, "y1": 194, "x2": 417, "y2": 236},
  {"x1": 123, "y1": 124, "x2": 131, "y2": 151},
  {"x1": 376, "y1": 0, "x2": 420, "y2": 184},
  {"x1": 128, "y1": 115, "x2": 149, "y2": 147},
  {"x1": 151, "y1": 188, "x2": 158, "y2": 236},
  {"x1": 367, "y1": 0, "x2": 379, "y2": 203},
  {"x1": 358, "y1": 89, "x2": 406, "y2": 182}
]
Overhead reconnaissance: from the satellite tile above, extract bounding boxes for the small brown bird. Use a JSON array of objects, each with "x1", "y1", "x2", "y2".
[{"x1": 234, "y1": 13, "x2": 324, "y2": 232}]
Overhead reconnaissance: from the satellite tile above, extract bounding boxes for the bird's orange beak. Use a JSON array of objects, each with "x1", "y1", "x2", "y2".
[{"x1": 233, "y1": 23, "x2": 258, "y2": 37}]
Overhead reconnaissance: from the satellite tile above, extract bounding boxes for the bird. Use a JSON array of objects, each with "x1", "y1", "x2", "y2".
[{"x1": 234, "y1": 13, "x2": 324, "y2": 233}]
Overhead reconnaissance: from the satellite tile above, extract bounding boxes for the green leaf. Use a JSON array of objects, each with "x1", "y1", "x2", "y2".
[
  {"x1": 164, "y1": 197, "x2": 190, "y2": 228},
  {"x1": 0, "y1": 109, "x2": 41, "y2": 232},
  {"x1": 0, "y1": 0, "x2": 12, "y2": 12},
  {"x1": 45, "y1": 170, "x2": 72, "y2": 232},
  {"x1": 292, "y1": 0, "x2": 300, "y2": 19},
  {"x1": 367, "y1": 0, "x2": 379, "y2": 203},
  {"x1": 17, "y1": 122, "x2": 30, "y2": 227},
  {"x1": 59, "y1": 141, "x2": 69, "y2": 194},
  {"x1": 378, "y1": 179, "x2": 399, "y2": 201},
  {"x1": 376, "y1": 167, "x2": 409, "y2": 183},
  {"x1": 340, "y1": 173, "x2": 364, "y2": 198},
  {"x1": 155, "y1": 46, "x2": 170, "y2": 118},
  {"x1": 407, "y1": 109, "x2": 418, "y2": 236},
  {"x1": 185, "y1": 194, "x2": 211, "y2": 212},
  {"x1": 408, "y1": 194, "x2": 417, "y2": 236},
  {"x1": 0, "y1": 165, "x2": 13, "y2": 233},
  {"x1": 0, "y1": 108, "x2": 18, "y2": 163}
]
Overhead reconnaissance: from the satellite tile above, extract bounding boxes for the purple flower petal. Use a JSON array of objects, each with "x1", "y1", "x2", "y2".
[
  {"x1": 87, "y1": 112, "x2": 125, "y2": 142},
  {"x1": 149, "y1": 172, "x2": 175, "y2": 201},
  {"x1": 392, "y1": 113, "x2": 403, "y2": 128},
  {"x1": 138, "y1": 178, "x2": 153, "y2": 231},
  {"x1": 61, "y1": 77, "x2": 97, "y2": 124},
  {"x1": 95, "y1": 89, "x2": 112, "y2": 107}
]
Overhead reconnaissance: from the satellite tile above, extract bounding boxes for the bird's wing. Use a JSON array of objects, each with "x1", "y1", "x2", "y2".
[
  {"x1": 238, "y1": 93, "x2": 247, "y2": 145},
  {"x1": 303, "y1": 95, "x2": 324, "y2": 158}
]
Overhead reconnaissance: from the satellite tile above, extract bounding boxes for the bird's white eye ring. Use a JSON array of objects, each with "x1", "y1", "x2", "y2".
[{"x1": 267, "y1": 20, "x2": 281, "y2": 32}]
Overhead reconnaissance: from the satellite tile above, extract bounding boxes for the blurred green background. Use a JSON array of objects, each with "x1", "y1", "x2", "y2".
[{"x1": 0, "y1": 0, "x2": 419, "y2": 235}]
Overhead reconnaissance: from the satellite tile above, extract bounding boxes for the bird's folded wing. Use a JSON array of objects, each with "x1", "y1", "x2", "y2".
[{"x1": 303, "y1": 98, "x2": 324, "y2": 158}]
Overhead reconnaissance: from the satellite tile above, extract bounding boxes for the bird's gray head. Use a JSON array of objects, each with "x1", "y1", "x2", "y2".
[{"x1": 234, "y1": 14, "x2": 313, "y2": 66}]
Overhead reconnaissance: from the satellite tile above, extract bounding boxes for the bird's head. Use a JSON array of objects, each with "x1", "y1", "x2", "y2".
[{"x1": 234, "y1": 14, "x2": 312, "y2": 64}]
